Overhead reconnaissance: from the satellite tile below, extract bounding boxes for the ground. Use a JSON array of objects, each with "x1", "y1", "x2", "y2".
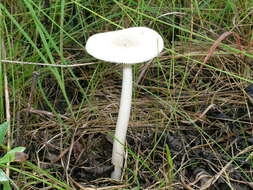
[{"x1": 0, "y1": 0, "x2": 253, "y2": 189}]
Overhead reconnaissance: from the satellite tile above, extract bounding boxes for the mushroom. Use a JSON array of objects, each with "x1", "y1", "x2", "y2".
[{"x1": 85, "y1": 27, "x2": 164, "y2": 180}]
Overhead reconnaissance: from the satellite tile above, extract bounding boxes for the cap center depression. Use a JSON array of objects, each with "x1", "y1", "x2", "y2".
[{"x1": 112, "y1": 35, "x2": 140, "y2": 48}]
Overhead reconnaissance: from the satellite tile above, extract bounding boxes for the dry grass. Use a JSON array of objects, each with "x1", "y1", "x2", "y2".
[
  {"x1": 13, "y1": 48, "x2": 253, "y2": 189},
  {"x1": 0, "y1": 0, "x2": 253, "y2": 189}
]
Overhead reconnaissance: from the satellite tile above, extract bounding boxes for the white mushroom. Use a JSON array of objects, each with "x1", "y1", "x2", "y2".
[{"x1": 86, "y1": 27, "x2": 164, "y2": 180}]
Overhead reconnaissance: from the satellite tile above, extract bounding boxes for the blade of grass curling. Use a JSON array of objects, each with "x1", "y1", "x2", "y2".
[{"x1": 165, "y1": 144, "x2": 174, "y2": 182}]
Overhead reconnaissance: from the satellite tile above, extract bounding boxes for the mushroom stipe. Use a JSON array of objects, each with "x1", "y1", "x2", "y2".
[{"x1": 86, "y1": 27, "x2": 164, "y2": 180}]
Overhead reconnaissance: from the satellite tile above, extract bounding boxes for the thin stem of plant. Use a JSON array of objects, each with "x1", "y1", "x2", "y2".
[{"x1": 1, "y1": 32, "x2": 11, "y2": 178}]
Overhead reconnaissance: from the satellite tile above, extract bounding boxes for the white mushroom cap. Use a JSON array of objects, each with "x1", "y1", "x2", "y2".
[{"x1": 85, "y1": 27, "x2": 164, "y2": 64}]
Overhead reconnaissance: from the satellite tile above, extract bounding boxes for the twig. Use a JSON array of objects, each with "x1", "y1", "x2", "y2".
[
  {"x1": 181, "y1": 104, "x2": 215, "y2": 124},
  {"x1": 22, "y1": 108, "x2": 69, "y2": 120},
  {"x1": 0, "y1": 59, "x2": 97, "y2": 67}
]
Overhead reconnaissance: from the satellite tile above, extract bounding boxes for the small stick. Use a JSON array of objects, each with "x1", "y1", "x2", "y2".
[
  {"x1": 181, "y1": 104, "x2": 215, "y2": 124},
  {"x1": 0, "y1": 59, "x2": 96, "y2": 67}
]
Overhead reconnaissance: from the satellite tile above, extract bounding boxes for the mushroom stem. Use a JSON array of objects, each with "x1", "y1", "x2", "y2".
[{"x1": 111, "y1": 64, "x2": 132, "y2": 180}]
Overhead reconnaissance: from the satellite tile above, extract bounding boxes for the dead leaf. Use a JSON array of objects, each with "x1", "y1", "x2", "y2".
[{"x1": 15, "y1": 152, "x2": 28, "y2": 162}]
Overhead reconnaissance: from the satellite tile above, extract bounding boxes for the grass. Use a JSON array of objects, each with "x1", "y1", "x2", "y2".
[{"x1": 0, "y1": 0, "x2": 253, "y2": 189}]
